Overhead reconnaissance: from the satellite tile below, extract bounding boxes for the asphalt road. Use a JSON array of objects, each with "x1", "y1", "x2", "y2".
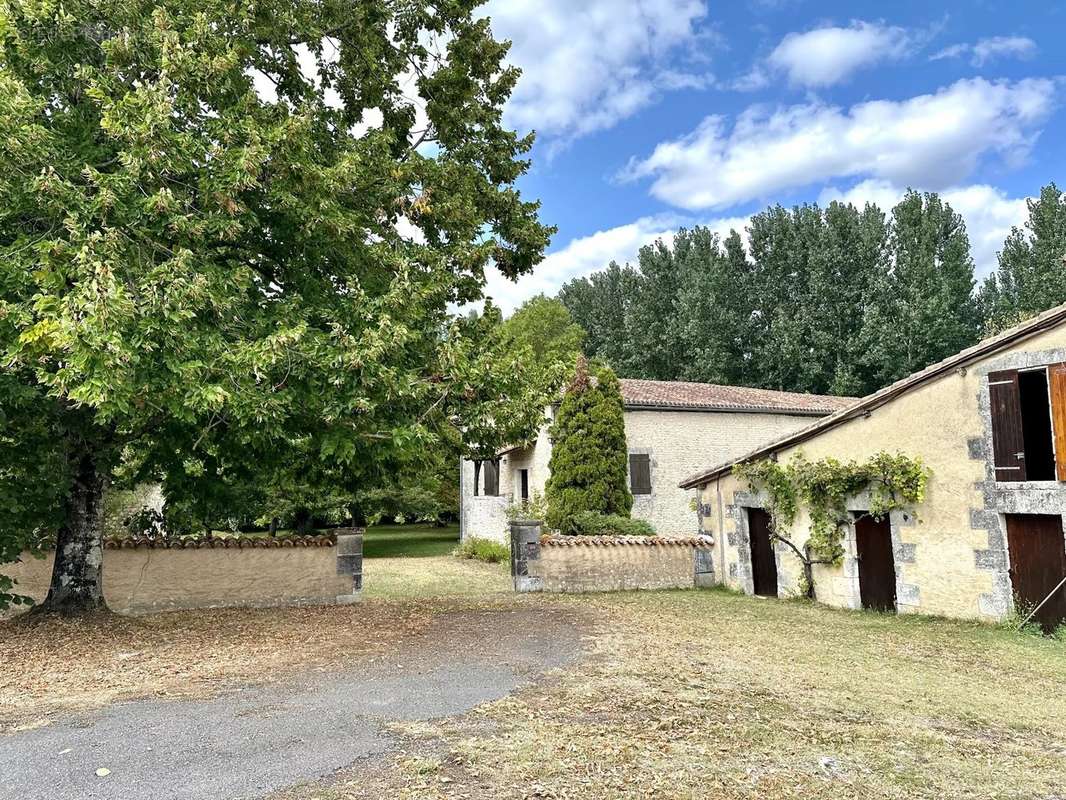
[{"x1": 0, "y1": 609, "x2": 582, "y2": 800}]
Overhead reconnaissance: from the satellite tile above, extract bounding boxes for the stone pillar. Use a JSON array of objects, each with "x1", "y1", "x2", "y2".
[
  {"x1": 510, "y1": 519, "x2": 543, "y2": 593},
  {"x1": 335, "y1": 527, "x2": 364, "y2": 604},
  {"x1": 694, "y1": 544, "x2": 716, "y2": 588}
]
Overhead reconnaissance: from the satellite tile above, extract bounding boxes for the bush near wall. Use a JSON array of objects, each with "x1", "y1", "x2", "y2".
[
  {"x1": 567, "y1": 512, "x2": 655, "y2": 537},
  {"x1": 455, "y1": 537, "x2": 510, "y2": 563}
]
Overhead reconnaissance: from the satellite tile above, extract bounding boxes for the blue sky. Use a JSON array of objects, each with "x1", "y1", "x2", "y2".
[{"x1": 476, "y1": 1, "x2": 1066, "y2": 311}]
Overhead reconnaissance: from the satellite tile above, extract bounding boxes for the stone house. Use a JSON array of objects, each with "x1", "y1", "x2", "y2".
[
  {"x1": 460, "y1": 380, "x2": 853, "y2": 543},
  {"x1": 681, "y1": 302, "x2": 1066, "y2": 629}
]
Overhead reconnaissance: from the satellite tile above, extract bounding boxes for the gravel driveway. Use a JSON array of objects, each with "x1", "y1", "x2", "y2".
[{"x1": 0, "y1": 608, "x2": 582, "y2": 800}]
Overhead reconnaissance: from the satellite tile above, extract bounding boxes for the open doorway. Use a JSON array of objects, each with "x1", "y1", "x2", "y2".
[
  {"x1": 747, "y1": 508, "x2": 779, "y2": 597},
  {"x1": 1018, "y1": 369, "x2": 1056, "y2": 481}
]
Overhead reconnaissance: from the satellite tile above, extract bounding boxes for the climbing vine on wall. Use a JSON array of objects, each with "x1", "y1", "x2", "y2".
[{"x1": 733, "y1": 452, "x2": 930, "y2": 593}]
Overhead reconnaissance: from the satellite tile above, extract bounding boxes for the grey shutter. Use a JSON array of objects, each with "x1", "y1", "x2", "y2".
[
  {"x1": 989, "y1": 370, "x2": 1027, "y2": 482},
  {"x1": 629, "y1": 454, "x2": 652, "y2": 495}
]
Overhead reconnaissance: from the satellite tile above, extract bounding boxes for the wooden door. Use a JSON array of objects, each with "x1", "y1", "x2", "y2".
[
  {"x1": 747, "y1": 508, "x2": 778, "y2": 597},
  {"x1": 1006, "y1": 514, "x2": 1066, "y2": 633},
  {"x1": 855, "y1": 515, "x2": 897, "y2": 612}
]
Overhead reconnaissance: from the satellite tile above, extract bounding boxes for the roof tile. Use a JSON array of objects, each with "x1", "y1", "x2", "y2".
[{"x1": 619, "y1": 378, "x2": 855, "y2": 415}]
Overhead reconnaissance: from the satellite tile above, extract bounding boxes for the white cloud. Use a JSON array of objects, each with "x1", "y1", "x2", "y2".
[
  {"x1": 761, "y1": 21, "x2": 911, "y2": 88},
  {"x1": 483, "y1": 212, "x2": 748, "y2": 313},
  {"x1": 620, "y1": 77, "x2": 1055, "y2": 211},
  {"x1": 483, "y1": 0, "x2": 711, "y2": 144},
  {"x1": 931, "y1": 36, "x2": 1037, "y2": 66},
  {"x1": 819, "y1": 179, "x2": 1029, "y2": 278}
]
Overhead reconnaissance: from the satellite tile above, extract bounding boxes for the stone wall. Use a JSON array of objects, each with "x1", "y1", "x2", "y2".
[
  {"x1": 5, "y1": 532, "x2": 362, "y2": 615},
  {"x1": 696, "y1": 322, "x2": 1066, "y2": 623},
  {"x1": 624, "y1": 408, "x2": 819, "y2": 536},
  {"x1": 512, "y1": 525, "x2": 715, "y2": 593}
]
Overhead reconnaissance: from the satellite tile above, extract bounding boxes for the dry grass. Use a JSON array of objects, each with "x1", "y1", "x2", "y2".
[
  {"x1": 8, "y1": 553, "x2": 1066, "y2": 799},
  {"x1": 290, "y1": 588, "x2": 1066, "y2": 800},
  {"x1": 0, "y1": 556, "x2": 508, "y2": 731}
]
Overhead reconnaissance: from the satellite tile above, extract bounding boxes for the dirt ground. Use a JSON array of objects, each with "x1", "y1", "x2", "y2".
[
  {"x1": 0, "y1": 557, "x2": 511, "y2": 732},
  {"x1": 5, "y1": 557, "x2": 1066, "y2": 799},
  {"x1": 281, "y1": 588, "x2": 1066, "y2": 800}
]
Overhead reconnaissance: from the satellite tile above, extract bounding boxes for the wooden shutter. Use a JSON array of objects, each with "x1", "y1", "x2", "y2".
[
  {"x1": 1049, "y1": 363, "x2": 1066, "y2": 481},
  {"x1": 629, "y1": 454, "x2": 652, "y2": 495},
  {"x1": 988, "y1": 369, "x2": 1026, "y2": 482},
  {"x1": 483, "y1": 459, "x2": 500, "y2": 496}
]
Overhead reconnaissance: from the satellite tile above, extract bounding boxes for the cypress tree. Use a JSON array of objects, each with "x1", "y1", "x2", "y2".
[{"x1": 545, "y1": 357, "x2": 633, "y2": 532}]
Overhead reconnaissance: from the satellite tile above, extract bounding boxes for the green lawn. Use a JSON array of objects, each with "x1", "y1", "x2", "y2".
[{"x1": 363, "y1": 523, "x2": 459, "y2": 559}]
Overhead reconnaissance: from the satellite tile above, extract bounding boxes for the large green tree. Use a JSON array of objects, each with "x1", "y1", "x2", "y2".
[
  {"x1": 860, "y1": 191, "x2": 980, "y2": 387},
  {"x1": 624, "y1": 238, "x2": 688, "y2": 380},
  {"x1": 979, "y1": 183, "x2": 1066, "y2": 331},
  {"x1": 499, "y1": 294, "x2": 585, "y2": 376},
  {"x1": 562, "y1": 191, "x2": 982, "y2": 398},
  {"x1": 675, "y1": 227, "x2": 755, "y2": 387},
  {"x1": 558, "y1": 261, "x2": 639, "y2": 373},
  {"x1": 544, "y1": 358, "x2": 632, "y2": 532},
  {"x1": 0, "y1": 0, "x2": 552, "y2": 612}
]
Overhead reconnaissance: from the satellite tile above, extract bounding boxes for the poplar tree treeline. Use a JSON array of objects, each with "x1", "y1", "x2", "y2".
[{"x1": 558, "y1": 184, "x2": 1066, "y2": 398}]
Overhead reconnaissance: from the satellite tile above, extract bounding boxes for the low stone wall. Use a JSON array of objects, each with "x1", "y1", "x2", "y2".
[
  {"x1": 511, "y1": 522, "x2": 715, "y2": 593},
  {"x1": 5, "y1": 530, "x2": 363, "y2": 615}
]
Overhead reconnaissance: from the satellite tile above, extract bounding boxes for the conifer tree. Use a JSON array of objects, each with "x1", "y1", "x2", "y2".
[{"x1": 545, "y1": 357, "x2": 632, "y2": 532}]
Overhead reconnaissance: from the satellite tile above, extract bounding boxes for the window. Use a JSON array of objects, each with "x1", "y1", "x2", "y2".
[
  {"x1": 989, "y1": 365, "x2": 1066, "y2": 482},
  {"x1": 483, "y1": 459, "x2": 500, "y2": 496},
  {"x1": 629, "y1": 453, "x2": 652, "y2": 495},
  {"x1": 519, "y1": 468, "x2": 529, "y2": 501}
]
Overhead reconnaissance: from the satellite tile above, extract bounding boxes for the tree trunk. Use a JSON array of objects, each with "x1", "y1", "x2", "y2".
[
  {"x1": 39, "y1": 447, "x2": 108, "y2": 614},
  {"x1": 800, "y1": 542, "x2": 816, "y2": 600}
]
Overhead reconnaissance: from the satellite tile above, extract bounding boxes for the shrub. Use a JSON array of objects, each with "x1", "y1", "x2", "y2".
[
  {"x1": 505, "y1": 490, "x2": 548, "y2": 522},
  {"x1": 545, "y1": 358, "x2": 633, "y2": 531},
  {"x1": 565, "y1": 512, "x2": 655, "y2": 537},
  {"x1": 454, "y1": 537, "x2": 510, "y2": 563}
]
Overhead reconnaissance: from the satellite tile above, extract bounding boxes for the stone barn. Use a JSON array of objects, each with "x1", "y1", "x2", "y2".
[
  {"x1": 682, "y1": 302, "x2": 1066, "y2": 630},
  {"x1": 461, "y1": 379, "x2": 853, "y2": 543}
]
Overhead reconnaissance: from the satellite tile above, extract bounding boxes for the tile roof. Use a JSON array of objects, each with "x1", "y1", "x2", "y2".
[
  {"x1": 678, "y1": 299, "x2": 1066, "y2": 489},
  {"x1": 619, "y1": 378, "x2": 856, "y2": 416}
]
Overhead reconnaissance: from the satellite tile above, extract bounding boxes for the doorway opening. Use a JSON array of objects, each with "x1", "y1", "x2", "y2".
[
  {"x1": 746, "y1": 508, "x2": 779, "y2": 597},
  {"x1": 1018, "y1": 369, "x2": 1056, "y2": 480},
  {"x1": 855, "y1": 515, "x2": 896, "y2": 612}
]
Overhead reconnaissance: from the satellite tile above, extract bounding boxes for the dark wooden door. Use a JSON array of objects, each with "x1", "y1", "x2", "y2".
[
  {"x1": 856, "y1": 515, "x2": 897, "y2": 612},
  {"x1": 747, "y1": 508, "x2": 778, "y2": 597},
  {"x1": 1006, "y1": 514, "x2": 1066, "y2": 633}
]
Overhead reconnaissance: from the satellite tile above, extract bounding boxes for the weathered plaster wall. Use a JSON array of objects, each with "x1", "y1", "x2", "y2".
[
  {"x1": 5, "y1": 544, "x2": 354, "y2": 615},
  {"x1": 697, "y1": 324, "x2": 1066, "y2": 622},
  {"x1": 625, "y1": 409, "x2": 818, "y2": 536},
  {"x1": 526, "y1": 537, "x2": 715, "y2": 593}
]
